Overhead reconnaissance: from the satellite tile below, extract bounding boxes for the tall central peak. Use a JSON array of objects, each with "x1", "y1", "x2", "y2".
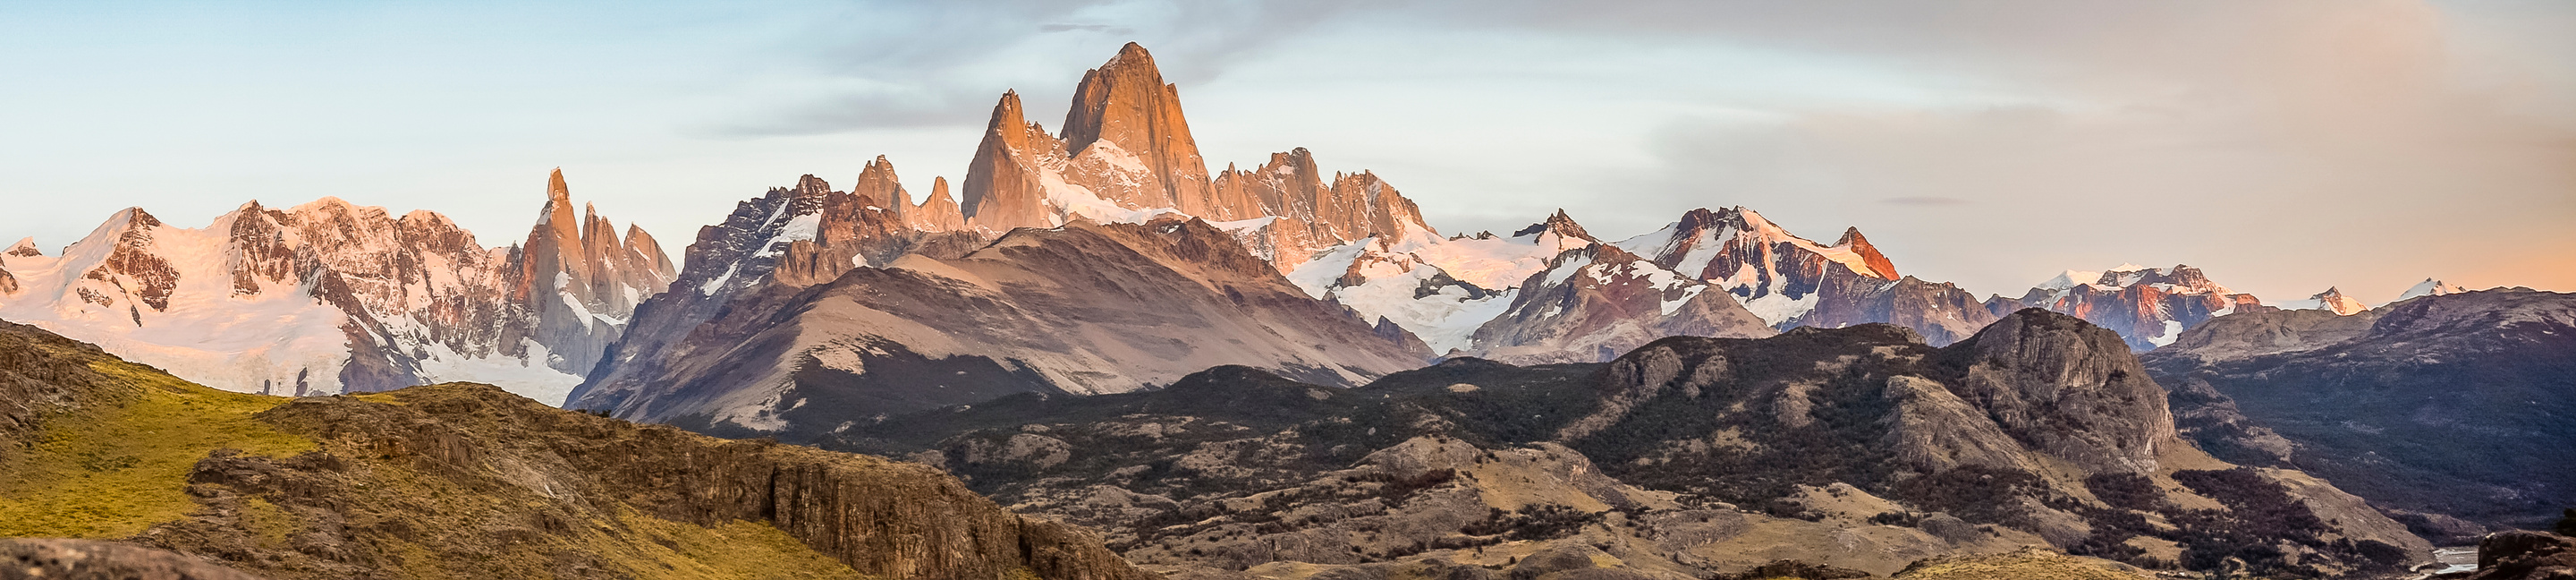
[{"x1": 1060, "y1": 42, "x2": 1209, "y2": 209}]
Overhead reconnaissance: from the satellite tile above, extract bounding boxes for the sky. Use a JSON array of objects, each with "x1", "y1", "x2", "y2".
[{"x1": 1, "y1": 0, "x2": 2570, "y2": 303}]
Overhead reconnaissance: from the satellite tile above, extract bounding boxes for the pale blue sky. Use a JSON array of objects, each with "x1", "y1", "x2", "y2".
[{"x1": 3, "y1": 0, "x2": 2570, "y2": 302}]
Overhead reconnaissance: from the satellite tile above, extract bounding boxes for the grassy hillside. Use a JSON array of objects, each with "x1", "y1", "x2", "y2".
[
  {"x1": 0, "y1": 320, "x2": 1139, "y2": 580},
  {"x1": 0, "y1": 359, "x2": 310, "y2": 537}
]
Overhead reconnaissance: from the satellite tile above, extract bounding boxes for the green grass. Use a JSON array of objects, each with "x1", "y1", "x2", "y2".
[
  {"x1": 598, "y1": 513, "x2": 877, "y2": 580},
  {"x1": 0, "y1": 360, "x2": 314, "y2": 537}
]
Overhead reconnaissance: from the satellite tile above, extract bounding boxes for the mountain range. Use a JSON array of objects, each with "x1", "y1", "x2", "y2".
[
  {"x1": 0, "y1": 171, "x2": 672, "y2": 405},
  {"x1": 3, "y1": 41, "x2": 2570, "y2": 579},
  {"x1": 0, "y1": 43, "x2": 2452, "y2": 414}
]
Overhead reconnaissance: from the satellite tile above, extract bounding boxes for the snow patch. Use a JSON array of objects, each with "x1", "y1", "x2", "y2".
[
  {"x1": 753, "y1": 213, "x2": 822, "y2": 258},
  {"x1": 1740, "y1": 291, "x2": 1819, "y2": 328},
  {"x1": 2394, "y1": 278, "x2": 2464, "y2": 303},
  {"x1": 2038, "y1": 269, "x2": 2102, "y2": 291},
  {"x1": 1542, "y1": 254, "x2": 1594, "y2": 286},
  {"x1": 413, "y1": 339, "x2": 587, "y2": 406},
  {"x1": 2147, "y1": 320, "x2": 2185, "y2": 347}
]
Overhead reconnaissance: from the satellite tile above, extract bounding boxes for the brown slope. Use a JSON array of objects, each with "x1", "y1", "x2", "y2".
[{"x1": 577, "y1": 217, "x2": 1430, "y2": 440}]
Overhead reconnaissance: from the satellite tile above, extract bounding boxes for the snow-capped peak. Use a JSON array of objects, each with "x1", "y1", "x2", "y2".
[
  {"x1": 2272, "y1": 286, "x2": 2368, "y2": 316},
  {"x1": 4, "y1": 236, "x2": 40, "y2": 258},
  {"x1": 2395, "y1": 278, "x2": 2466, "y2": 303},
  {"x1": 2037, "y1": 269, "x2": 2102, "y2": 291}
]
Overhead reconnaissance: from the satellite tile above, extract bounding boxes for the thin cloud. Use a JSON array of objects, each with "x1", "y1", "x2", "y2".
[
  {"x1": 1880, "y1": 196, "x2": 1970, "y2": 206},
  {"x1": 1039, "y1": 23, "x2": 1133, "y2": 34},
  {"x1": 703, "y1": 0, "x2": 1380, "y2": 137}
]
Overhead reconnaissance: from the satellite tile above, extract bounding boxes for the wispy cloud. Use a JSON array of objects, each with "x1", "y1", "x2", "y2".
[
  {"x1": 700, "y1": 0, "x2": 1379, "y2": 137},
  {"x1": 1881, "y1": 196, "x2": 1970, "y2": 206}
]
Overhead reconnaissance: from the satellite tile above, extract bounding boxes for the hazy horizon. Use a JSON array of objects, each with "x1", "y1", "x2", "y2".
[{"x1": 4, "y1": 0, "x2": 2570, "y2": 303}]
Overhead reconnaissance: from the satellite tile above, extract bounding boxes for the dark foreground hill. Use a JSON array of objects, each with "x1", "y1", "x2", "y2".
[
  {"x1": 2145, "y1": 288, "x2": 2576, "y2": 532},
  {"x1": 826, "y1": 309, "x2": 2428, "y2": 579},
  {"x1": 0, "y1": 319, "x2": 1148, "y2": 580}
]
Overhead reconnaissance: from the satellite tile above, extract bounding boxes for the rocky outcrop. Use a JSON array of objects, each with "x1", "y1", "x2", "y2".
[
  {"x1": 0, "y1": 239, "x2": 29, "y2": 295},
  {"x1": 1937, "y1": 309, "x2": 2175, "y2": 473},
  {"x1": 0, "y1": 538, "x2": 267, "y2": 580},
  {"x1": 2445, "y1": 532, "x2": 2576, "y2": 580},
  {"x1": 0, "y1": 319, "x2": 142, "y2": 464},
  {"x1": 513, "y1": 169, "x2": 679, "y2": 376},
  {"x1": 2142, "y1": 288, "x2": 2576, "y2": 529},
  {"x1": 852, "y1": 155, "x2": 911, "y2": 226},
  {"x1": 912, "y1": 176, "x2": 968, "y2": 232}
]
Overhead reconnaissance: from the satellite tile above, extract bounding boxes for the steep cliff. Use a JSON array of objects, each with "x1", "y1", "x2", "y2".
[
  {"x1": 956, "y1": 45, "x2": 1435, "y2": 266},
  {"x1": 514, "y1": 169, "x2": 680, "y2": 379}
]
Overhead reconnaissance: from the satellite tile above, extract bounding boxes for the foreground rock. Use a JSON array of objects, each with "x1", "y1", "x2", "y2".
[
  {"x1": 2438, "y1": 532, "x2": 2576, "y2": 580},
  {"x1": 0, "y1": 538, "x2": 266, "y2": 580}
]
